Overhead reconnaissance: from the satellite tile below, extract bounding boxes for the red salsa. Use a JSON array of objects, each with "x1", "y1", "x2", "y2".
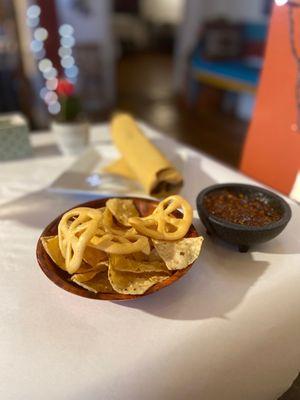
[{"x1": 203, "y1": 189, "x2": 281, "y2": 227}]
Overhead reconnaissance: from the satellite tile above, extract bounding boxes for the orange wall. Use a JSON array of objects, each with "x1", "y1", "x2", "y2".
[{"x1": 241, "y1": 4, "x2": 300, "y2": 195}]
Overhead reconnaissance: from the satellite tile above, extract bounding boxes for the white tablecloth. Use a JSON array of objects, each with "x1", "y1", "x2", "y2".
[{"x1": 0, "y1": 124, "x2": 299, "y2": 400}]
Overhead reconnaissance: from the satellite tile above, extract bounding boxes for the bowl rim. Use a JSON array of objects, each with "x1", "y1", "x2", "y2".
[
  {"x1": 196, "y1": 183, "x2": 292, "y2": 232},
  {"x1": 36, "y1": 196, "x2": 199, "y2": 301}
]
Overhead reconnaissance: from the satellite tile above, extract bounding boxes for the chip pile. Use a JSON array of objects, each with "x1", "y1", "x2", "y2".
[{"x1": 41, "y1": 196, "x2": 204, "y2": 295}]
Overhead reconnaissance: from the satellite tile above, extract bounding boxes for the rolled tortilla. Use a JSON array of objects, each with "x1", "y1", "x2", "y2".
[
  {"x1": 105, "y1": 157, "x2": 137, "y2": 180},
  {"x1": 105, "y1": 114, "x2": 183, "y2": 197}
]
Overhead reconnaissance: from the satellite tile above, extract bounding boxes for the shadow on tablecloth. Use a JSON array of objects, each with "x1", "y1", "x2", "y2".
[
  {"x1": 116, "y1": 229, "x2": 270, "y2": 321},
  {"x1": 118, "y1": 218, "x2": 298, "y2": 321},
  {"x1": 0, "y1": 189, "x2": 102, "y2": 230}
]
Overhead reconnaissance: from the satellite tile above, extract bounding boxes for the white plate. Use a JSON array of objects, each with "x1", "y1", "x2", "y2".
[{"x1": 48, "y1": 146, "x2": 145, "y2": 197}]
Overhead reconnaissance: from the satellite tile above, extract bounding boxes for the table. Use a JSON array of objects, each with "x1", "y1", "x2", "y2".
[{"x1": 1, "y1": 123, "x2": 299, "y2": 400}]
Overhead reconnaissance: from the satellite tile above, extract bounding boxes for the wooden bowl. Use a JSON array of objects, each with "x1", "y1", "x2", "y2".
[{"x1": 36, "y1": 197, "x2": 199, "y2": 301}]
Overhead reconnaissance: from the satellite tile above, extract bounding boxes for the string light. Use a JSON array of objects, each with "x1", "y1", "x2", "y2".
[
  {"x1": 39, "y1": 87, "x2": 48, "y2": 100},
  {"x1": 48, "y1": 102, "x2": 61, "y2": 115},
  {"x1": 34, "y1": 27, "x2": 48, "y2": 41},
  {"x1": 38, "y1": 58, "x2": 52, "y2": 73},
  {"x1": 26, "y1": 5, "x2": 41, "y2": 28},
  {"x1": 65, "y1": 65, "x2": 79, "y2": 79},
  {"x1": 58, "y1": 23, "x2": 79, "y2": 83},
  {"x1": 60, "y1": 36, "x2": 75, "y2": 48},
  {"x1": 58, "y1": 46, "x2": 72, "y2": 58},
  {"x1": 27, "y1": 5, "x2": 41, "y2": 18},
  {"x1": 46, "y1": 78, "x2": 58, "y2": 91},
  {"x1": 43, "y1": 67, "x2": 58, "y2": 80},
  {"x1": 45, "y1": 91, "x2": 58, "y2": 105},
  {"x1": 61, "y1": 55, "x2": 75, "y2": 68},
  {"x1": 28, "y1": 8, "x2": 48, "y2": 64},
  {"x1": 26, "y1": 17, "x2": 39, "y2": 28},
  {"x1": 59, "y1": 24, "x2": 74, "y2": 37},
  {"x1": 27, "y1": 4, "x2": 80, "y2": 114},
  {"x1": 30, "y1": 40, "x2": 43, "y2": 52},
  {"x1": 33, "y1": 48, "x2": 46, "y2": 60}
]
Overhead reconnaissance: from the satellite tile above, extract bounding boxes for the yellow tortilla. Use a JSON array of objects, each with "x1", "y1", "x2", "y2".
[
  {"x1": 71, "y1": 271, "x2": 115, "y2": 294},
  {"x1": 153, "y1": 237, "x2": 204, "y2": 270},
  {"x1": 109, "y1": 254, "x2": 170, "y2": 274},
  {"x1": 83, "y1": 246, "x2": 108, "y2": 269},
  {"x1": 41, "y1": 235, "x2": 102, "y2": 274},
  {"x1": 104, "y1": 158, "x2": 136, "y2": 180},
  {"x1": 108, "y1": 266, "x2": 168, "y2": 295},
  {"x1": 41, "y1": 236, "x2": 67, "y2": 271},
  {"x1": 106, "y1": 198, "x2": 139, "y2": 226},
  {"x1": 106, "y1": 113, "x2": 183, "y2": 197},
  {"x1": 76, "y1": 262, "x2": 104, "y2": 274},
  {"x1": 71, "y1": 270, "x2": 99, "y2": 283},
  {"x1": 131, "y1": 249, "x2": 162, "y2": 262}
]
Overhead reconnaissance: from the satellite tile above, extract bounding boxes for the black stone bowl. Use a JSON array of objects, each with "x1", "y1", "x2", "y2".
[{"x1": 196, "y1": 183, "x2": 292, "y2": 252}]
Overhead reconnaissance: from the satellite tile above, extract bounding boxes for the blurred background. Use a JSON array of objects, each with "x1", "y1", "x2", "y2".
[{"x1": 1, "y1": 0, "x2": 272, "y2": 166}]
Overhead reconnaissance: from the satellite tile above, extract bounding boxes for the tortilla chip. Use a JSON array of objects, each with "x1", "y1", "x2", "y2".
[
  {"x1": 110, "y1": 254, "x2": 170, "y2": 274},
  {"x1": 106, "y1": 198, "x2": 139, "y2": 226},
  {"x1": 131, "y1": 251, "x2": 147, "y2": 261},
  {"x1": 76, "y1": 261, "x2": 107, "y2": 274},
  {"x1": 148, "y1": 248, "x2": 162, "y2": 262},
  {"x1": 71, "y1": 270, "x2": 99, "y2": 283},
  {"x1": 89, "y1": 232, "x2": 150, "y2": 256},
  {"x1": 108, "y1": 269, "x2": 168, "y2": 295},
  {"x1": 72, "y1": 261, "x2": 108, "y2": 282},
  {"x1": 108, "y1": 257, "x2": 168, "y2": 294},
  {"x1": 153, "y1": 237, "x2": 204, "y2": 270},
  {"x1": 41, "y1": 236, "x2": 66, "y2": 271},
  {"x1": 83, "y1": 246, "x2": 108, "y2": 268},
  {"x1": 131, "y1": 249, "x2": 162, "y2": 262},
  {"x1": 71, "y1": 271, "x2": 115, "y2": 293},
  {"x1": 41, "y1": 235, "x2": 101, "y2": 274}
]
